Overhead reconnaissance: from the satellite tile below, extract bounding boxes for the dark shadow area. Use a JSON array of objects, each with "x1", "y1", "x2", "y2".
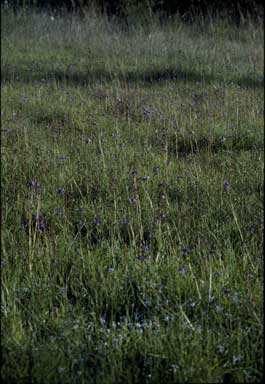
[
  {"x1": 1, "y1": 63, "x2": 263, "y2": 89},
  {"x1": 164, "y1": 132, "x2": 264, "y2": 159},
  {"x1": 148, "y1": 128, "x2": 264, "y2": 163}
]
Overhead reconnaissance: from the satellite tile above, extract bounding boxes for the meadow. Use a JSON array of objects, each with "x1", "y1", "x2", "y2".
[{"x1": 1, "y1": 6, "x2": 264, "y2": 383}]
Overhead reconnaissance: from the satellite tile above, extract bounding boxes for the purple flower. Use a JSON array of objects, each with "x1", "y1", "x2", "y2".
[
  {"x1": 55, "y1": 208, "x2": 62, "y2": 216},
  {"x1": 128, "y1": 197, "x2": 137, "y2": 205},
  {"x1": 93, "y1": 217, "x2": 101, "y2": 226},
  {"x1": 223, "y1": 180, "x2": 232, "y2": 190},
  {"x1": 137, "y1": 254, "x2": 150, "y2": 261},
  {"x1": 222, "y1": 288, "x2": 231, "y2": 296},
  {"x1": 37, "y1": 215, "x2": 45, "y2": 234},
  {"x1": 179, "y1": 267, "x2": 185, "y2": 275},
  {"x1": 29, "y1": 181, "x2": 37, "y2": 188},
  {"x1": 181, "y1": 247, "x2": 190, "y2": 255},
  {"x1": 58, "y1": 155, "x2": 68, "y2": 162},
  {"x1": 246, "y1": 225, "x2": 256, "y2": 233},
  {"x1": 57, "y1": 187, "x2": 65, "y2": 195},
  {"x1": 32, "y1": 213, "x2": 46, "y2": 234},
  {"x1": 28, "y1": 181, "x2": 42, "y2": 192}
]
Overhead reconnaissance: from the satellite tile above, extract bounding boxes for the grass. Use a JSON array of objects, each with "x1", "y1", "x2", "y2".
[{"x1": 1, "y1": 6, "x2": 264, "y2": 383}]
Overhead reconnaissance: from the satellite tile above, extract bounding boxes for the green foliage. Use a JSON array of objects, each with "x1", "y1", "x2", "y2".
[{"x1": 1, "y1": 7, "x2": 263, "y2": 384}]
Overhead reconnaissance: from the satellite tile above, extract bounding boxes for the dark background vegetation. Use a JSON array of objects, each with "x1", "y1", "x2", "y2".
[{"x1": 2, "y1": 0, "x2": 264, "y2": 22}]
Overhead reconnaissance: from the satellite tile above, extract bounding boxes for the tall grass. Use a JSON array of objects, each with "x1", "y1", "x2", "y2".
[{"x1": 1, "y1": 6, "x2": 264, "y2": 383}]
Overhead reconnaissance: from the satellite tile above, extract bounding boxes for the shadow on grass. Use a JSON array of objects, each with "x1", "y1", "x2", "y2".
[{"x1": 1, "y1": 63, "x2": 264, "y2": 89}]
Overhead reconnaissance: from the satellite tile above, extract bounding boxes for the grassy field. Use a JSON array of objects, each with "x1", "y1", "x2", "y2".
[{"x1": 1, "y1": 7, "x2": 264, "y2": 383}]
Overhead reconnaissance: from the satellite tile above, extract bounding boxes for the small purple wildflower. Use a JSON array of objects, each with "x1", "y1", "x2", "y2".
[
  {"x1": 223, "y1": 180, "x2": 232, "y2": 190},
  {"x1": 93, "y1": 217, "x2": 101, "y2": 226},
  {"x1": 137, "y1": 254, "x2": 150, "y2": 261},
  {"x1": 181, "y1": 247, "x2": 190, "y2": 255},
  {"x1": 179, "y1": 267, "x2": 185, "y2": 275},
  {"x1": 246, "y1": 225, "x2": 257, "y2": 233},
  {"x1": 36, "y1": 214, "x2": 46, "y2": 234},
  {"x1": 38, "y1": 223, "x2": 45, "y2": 233},
  {"x1": 128, "y1": 197, "x2": 137, "y2": 205},
  {"x1": 222, "y1": 288, "x2": 231, "y2": 296},
  {"x1": 32, "y1": 213, "x2": 46, "y2": 234},
  {"x1": 29, "y1": 180, "x2": 36, "y2": 188},
  {"x1": 58, "y1": 155, "x2": 68, "y2": 162},
  {"x1": 57, "y1": 187, "x2": 65, "y2": 195},
  {"x1": 28, "y1": 181, "x2": 42, "y2": 192},
  {"x1": 55, "y1": 208, "x2": 62, "y2": 216}
]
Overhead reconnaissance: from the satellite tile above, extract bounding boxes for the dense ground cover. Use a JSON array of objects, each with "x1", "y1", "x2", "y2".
[{"x1": 1, "y1": 7, "x2": 264, "y2": 383}]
